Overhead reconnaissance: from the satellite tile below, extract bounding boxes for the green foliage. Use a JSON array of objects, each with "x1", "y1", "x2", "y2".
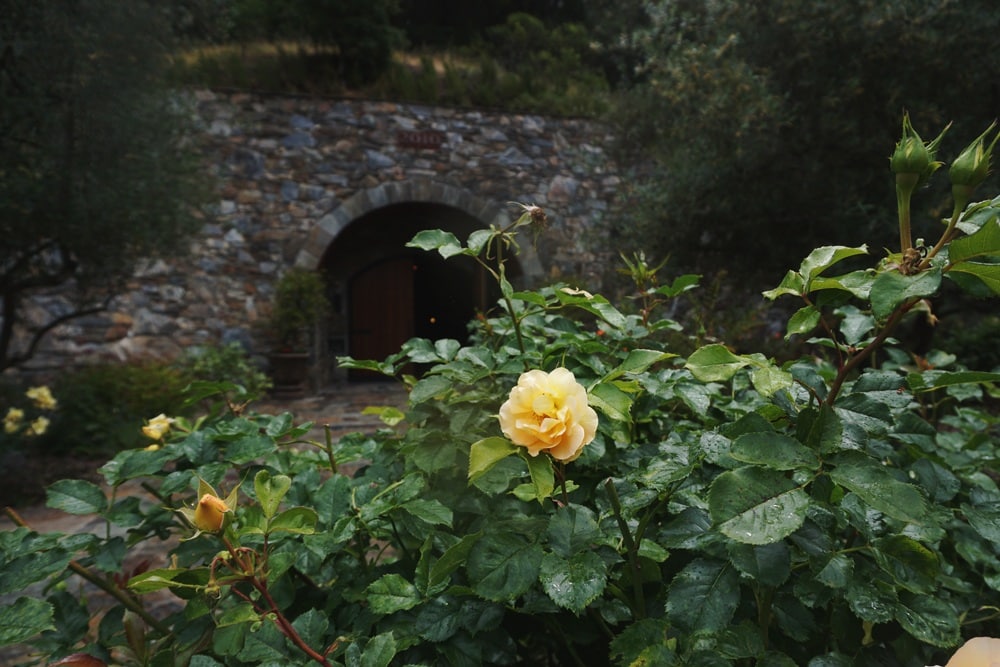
[
  {"x1": 266, "y1": 268, "x2": 331, "y2": 351},
  {"x1": 0, "y1": 0, "x2": 211, "y2": 371},
  {"x1": 4, "y1": 124, "x2": 1000, "y2": 666},
  {"x1": 175, "y1": 341, "x2": 272, "y2": 401},
  {"x1": 607, "y1": 0, "x2": 1000, "y2": 287},
  {"x1": 42, "y1": 362, "x2": 191, "y2": 456}
]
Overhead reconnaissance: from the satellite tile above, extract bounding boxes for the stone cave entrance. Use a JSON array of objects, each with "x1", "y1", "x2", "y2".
[{"x1": 319, "y1": 202, "x2": 521, "y2": 380}]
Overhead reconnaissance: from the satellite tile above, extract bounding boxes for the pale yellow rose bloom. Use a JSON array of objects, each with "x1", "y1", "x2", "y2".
[
  {"x1": 26, "y1": 385, "x2": 57, "y2": 411},
  {"x1": 193, "y1": 493, "x2": 229, "y2": 533},
  {"x1": 142, "y1": 414, "x2": 173, "y2": 441},
  {"x1": 4, "y1": 407, "x2": 24, "y2": 434},
  {"x1": 499, "y1": 367, "x2": 598, "y2": 462},
  {"x1": 937, "y1": 637, "x2": 1000, "y2": 667},
  {"x1": 28, "y1": 416, "x2": 49, "y2": 436}
]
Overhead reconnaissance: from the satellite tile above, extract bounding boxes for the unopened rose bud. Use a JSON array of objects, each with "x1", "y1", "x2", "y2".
[
  {"x1": 193, "y1": 493, "x2": 229, "y2": 533},
  {"x1": 890, "y1": 113, "x2": 950, "y2": 187},
  {"x1": 950, "y1": 121, "x2": 999, "y2": 204}
]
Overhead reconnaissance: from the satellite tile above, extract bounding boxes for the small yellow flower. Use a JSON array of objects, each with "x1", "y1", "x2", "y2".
[
  {"x1": 193, "y1": 493, "x2": 230, "y2": 533},
  {"x1": 499, "y1": 367, "x2": 599, "y2": 463},
  {"x1": 26, "y1": 385, "x2": 57, "y2": 411},
  {"x1": 142, "y1": 414, "x2": 173, "y2": 440},
  {"x1": 4, "y1": 407, "x2": 24, "y2": 434},
  {"x1": 144, "y1": 443, "x2": 161, "y2": 452},
  {"x1": 28, "y1": 416, "x2": 49, "y2": 436}
]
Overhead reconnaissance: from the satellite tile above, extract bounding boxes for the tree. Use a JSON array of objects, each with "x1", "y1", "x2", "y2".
[
  {"x1": 0, "y1": 0, "x2": 210, "y2": 371},
  {"x1": 603, "y1": 0, "x2": 1000, "y2": 288}
]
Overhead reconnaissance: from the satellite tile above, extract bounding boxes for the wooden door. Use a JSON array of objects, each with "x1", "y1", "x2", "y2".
[{"x1": 349, "y1": 257, "x2": 415, "y2": 376}]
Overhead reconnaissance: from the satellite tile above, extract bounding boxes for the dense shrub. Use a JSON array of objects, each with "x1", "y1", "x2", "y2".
[
  {"x1": 42, "y1": 362, "x2": 192, "y2": 456},
  {"x1": 3, "y1": 121, "x2": 1000, "y2": 666}
]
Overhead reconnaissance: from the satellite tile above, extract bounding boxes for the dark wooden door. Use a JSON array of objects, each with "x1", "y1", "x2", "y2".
[{"x1": 349, "y1": 257, "x2": 415, "y2": 375}]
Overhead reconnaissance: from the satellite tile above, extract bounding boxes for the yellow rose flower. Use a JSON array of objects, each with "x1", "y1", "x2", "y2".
[
  {"x1": 941, "y1": 637, "x2": 1000, "y2": 667},
  {"x1": 193, "y1": 493, "x2": 230, "y2": 533},
  {"x1": 499, "y1": 367, "x2": 598, "y2": 462},
  {"x1": 4, "y1": 407, "x2": 24, "y2": 434},
  {"x1": 28, "y1": 416, "x2": 49, "y2": 436},
  {"x1": 142, "y1": 414, "x2": 173, "y2": 440},
  {"x1": 26, "y1": 385, "x2": 57, "y2": 411}
]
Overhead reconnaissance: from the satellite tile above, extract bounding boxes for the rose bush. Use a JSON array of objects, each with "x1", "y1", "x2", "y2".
[{"x1": 2, "y1": 118, "x2": 1000, "y2": 665}]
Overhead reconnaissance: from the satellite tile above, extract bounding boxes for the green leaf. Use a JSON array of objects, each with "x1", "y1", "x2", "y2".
[
  {"x1": 401, "y1": 499, "x2": 453, "y2": 527},
  {"x1": 588, "y1": 381, "x2": 633, "y2": 423},
  {"x1": 786, "y1": 305, "x2": 820, "y2": 338},
  {"x1": 799, "y1": 245, "x2": 868, "y2": 284},
  {"x1": 828, "y1": 453, "x2": 929, "y2": 524},
  {"x1": 949, "y1": 261, "x2": 1000, "y2": 295},
  {"x1": 907, "y1": 369, "x2": 1000, "y2": 393},
  {"x1": 468, "y1": 436, "x2": 518, "y2": 483},
  {"x1": 685, "y1": 344, "x2": 749, "y2": 382},
  {"x1": 709, "y1": 467, "x2": 809, "y2": 545},
  {"x1": 366, "y1": 574, "x2": 422, "y2": 615},
  {"x1": 539, "y1": 551, "x2": 607, "y2": 614},
  {"x1": 730, "y1": 433, "x2": 819, "y2": 471},
  {"x1": 291, "y1": 609, "x2": 328, "y2": 652},
  {"x1": 224, "y1": 434, "x2": 276, "y2": 465},
  {"x1": 949, "y1": 216, "x2": 1000, "y2": 263},
  {"x1": 750, "y1": 362, "x2": 794, "y2": 398},
  {"x1": 0, "y1": 597, "x2": 53, "y2": 644},
  {"x1": 0, "y1": 548, "x2": 71, "y2": 596},
  {"x1": 727, "y1": 541, "x2": 791, "y2": 588},
  {"x1": 407, "y1": 229, "x2": 465, "y2": 258},
  {"x1": 524, "y1": 452, "x2": 555, "y2": 502},
  {"x1": 410, "y1": 374, "x2": 454, "y2": 404},
  {"x1": 547, "y1": 505, "x2": 600, "y2": 558},
  {"x1": 467, "y1": 228, "x2": 494, "y2": 255},
  {"x1": 467, "y1": 532, "x2": 543, "y2": 602},
  {"x1": 809, "y1": 270, "x2": 875, "y2": 300},
  {"x1": 763, "y1": 270, "x2": 805, "y2": 300},
  {"x1": 217, "y1": 602, "x2": 260, "y2": 627},
  {"x1": 46, "y1": 479, "x2": 107, "y2": 515},
  {"x1": 254, "y1": 470, "x2": 290, "y2": 519},
  {"x1": 268, "y1": 507, "x2": 318, "y2": 534},
  {"x1": 360, "y1": 632, "x2": 398, "y2": 667},
  {"x1": 872, "y1": 535, "x2": 938, "y2": 594},
  {"x1": 666, "y1": 558, "x2": 739, "y2": 633},
  {"x1": 869, "y1": 268, "x2": 941, "y2": 321},
  {"x1": 427, "y1": 533, "x2": 482, "y2": 595},
  {"x1": 894, "y1": 595, "x2": 960, "y2": 647},
  {"x1": 603, "y1": 349, "x2": 676, "y2": 383},
  {"x1": 127, "y1": 568, "x2": 209, "y2": 594}
]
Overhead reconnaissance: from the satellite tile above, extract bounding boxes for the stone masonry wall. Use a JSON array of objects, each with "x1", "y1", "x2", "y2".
[{"x1": 21, "y1": 90, "x2": 621, "y2": 372}]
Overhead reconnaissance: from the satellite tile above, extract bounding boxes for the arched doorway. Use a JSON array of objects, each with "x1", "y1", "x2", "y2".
[{"x1": 318, "y1": 201, "x2": 521, "y2": 379}]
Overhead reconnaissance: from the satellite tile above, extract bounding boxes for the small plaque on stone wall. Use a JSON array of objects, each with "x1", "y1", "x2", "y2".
[{"x1": 396, "y1": 130, "x2": 446, "y2": 149}]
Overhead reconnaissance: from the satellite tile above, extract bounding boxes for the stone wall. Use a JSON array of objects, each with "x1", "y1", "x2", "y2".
[{"x1": 20, "y1": 90, "x2": 621, "y2": 373}]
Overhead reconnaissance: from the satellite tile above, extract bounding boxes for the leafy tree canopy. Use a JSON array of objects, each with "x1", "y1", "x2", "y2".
[
  {"x1": 605, "y1": 0, "x2": 1000, "y2": 287},
  {"x1": 0, "y1": 0, "x2": 210, "y2": 370}
]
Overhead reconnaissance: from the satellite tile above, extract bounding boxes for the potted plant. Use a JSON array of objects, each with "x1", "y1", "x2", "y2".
[{"x1": 265, "y1": 267, "x2": 330, "y2": 397}]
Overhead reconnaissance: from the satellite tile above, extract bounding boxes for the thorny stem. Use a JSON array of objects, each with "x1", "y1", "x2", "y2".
[
  {"x1": 919, "y1": 201, "x2": 965, "y2": 271},
  {"x1": 219, "y1": 536, "x2": 331, "y2": 666},
  {"x1": 4, "y1": 506, "x2": 172, "y2": 637},
  {"x1": 604, "y1": 479, "x2": 646, "y2": 619},
  {"x1": 825, "y1": 299, "x2": 918, "y2": 404}
]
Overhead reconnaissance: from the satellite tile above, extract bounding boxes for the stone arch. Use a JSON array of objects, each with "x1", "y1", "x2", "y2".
[
  {"x1": 295, "y1": 179, "x2": 543, "y2": 279},
  {"x1": 295, "y1": 179, "x2": 543, "y2": 380}
]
